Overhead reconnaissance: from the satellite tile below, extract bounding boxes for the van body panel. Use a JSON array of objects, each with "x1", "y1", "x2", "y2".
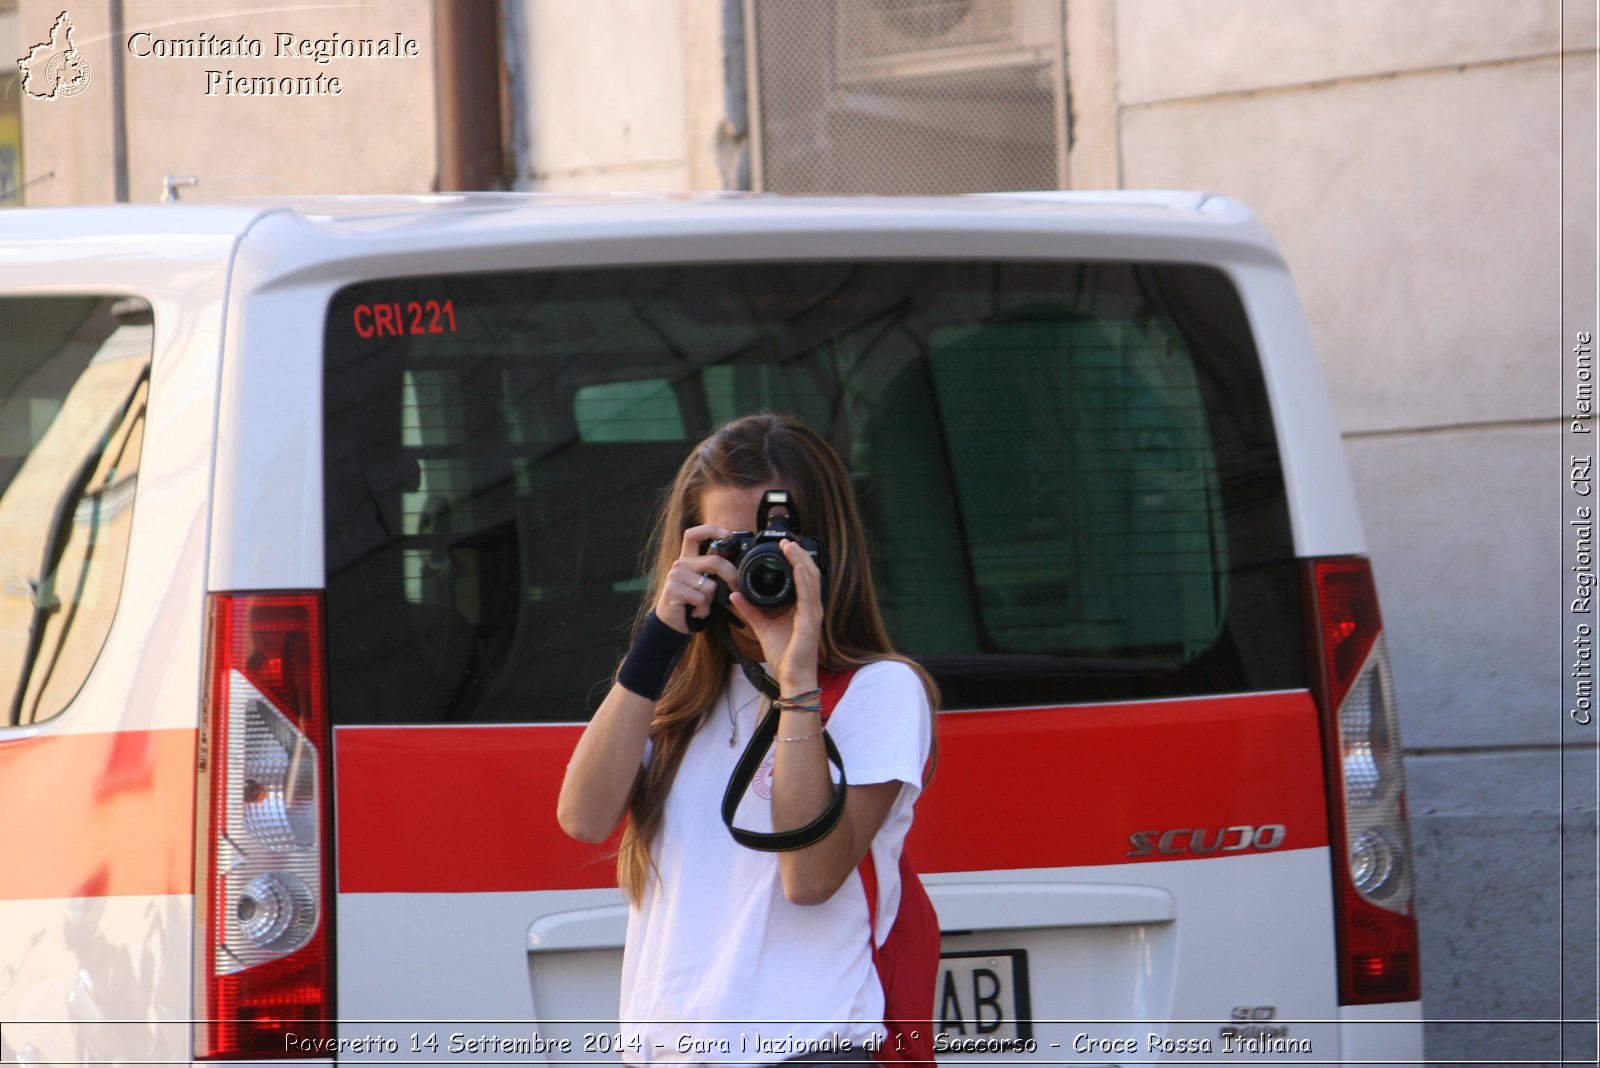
[
  {"x1": 0, "y1": 895, "x2": 195, "y2": 1064},
  {"x1": 334, "y1": 723, "x2": 610, "y2": 893},
  {"x1": 1226, "y1": 261, "x2": 1367, "y2": 558},
  {"x1": 1337, "y1": 1002, "x2": 1428, "y2": 1064},
  {"x1": 331, "y1": 852, "x2": 1343, "y2": 1064},
  {"x1": 334, "y1": 691, "x2": 1327, "y2": 894},
  {"x1": 0, "y1": 727, "x2": 196, "y2": 1063},
  {"x1": 332, "y1": 693, "x2": 1337, "y2": 1059},
  {"x1": 209, "y1": 220, "x2": 328, "y2": 593},
  {"x1": 0, "y1": 727, "x2": 195, "y2": 898}
]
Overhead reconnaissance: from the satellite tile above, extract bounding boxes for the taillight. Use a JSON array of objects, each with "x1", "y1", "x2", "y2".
[
  {"x1": 1304, "y1": 558, "x2": 1420, "y2": 1004},
  {"x1": 196, "y1": 593, "x2": 335, "y2": 1058}
]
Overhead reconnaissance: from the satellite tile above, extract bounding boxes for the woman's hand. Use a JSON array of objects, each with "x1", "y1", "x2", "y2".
[
  {"x1": 729, "y1": 538, "x2": 823, "y2": 692},
  {"x1": 732, "y1": 539, "x2": 848, "y2": 904},
  {"x1": 560, "y1": 523, "x2": 739, "y2": 842},
  {"x1": 654, "y1": 523, "x2": 739, "y2": 634}
]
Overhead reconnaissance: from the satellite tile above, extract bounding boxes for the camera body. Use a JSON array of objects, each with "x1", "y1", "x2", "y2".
[{"x1": 702, "y1": 489, "x2": 829, "y2": 610}]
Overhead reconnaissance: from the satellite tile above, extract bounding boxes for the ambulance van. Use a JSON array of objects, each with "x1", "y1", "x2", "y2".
[{"x1": 0, "y1": 193, "x2": 1422, "y2": 1064}]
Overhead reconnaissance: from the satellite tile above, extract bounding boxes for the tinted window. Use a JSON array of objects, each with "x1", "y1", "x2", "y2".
[
  {"x1": 323, "y1": 262, "x2": 1301, "y2": 722},
  {"x1": 0, "y1": 297, "x2": 152, "y2": 726}
]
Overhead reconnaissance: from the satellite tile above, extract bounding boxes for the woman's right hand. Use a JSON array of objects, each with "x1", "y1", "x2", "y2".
[
  {"x1": 654, "y1": 523, "x2": 740, "y2": 633},
  {"x1": 560, "y1": 522, "x2": 737, "y2": 842}
]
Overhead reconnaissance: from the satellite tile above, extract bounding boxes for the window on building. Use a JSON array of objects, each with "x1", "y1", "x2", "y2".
[{"x1": 748, "y1": 0, "x2": 1067, "y2": 194}]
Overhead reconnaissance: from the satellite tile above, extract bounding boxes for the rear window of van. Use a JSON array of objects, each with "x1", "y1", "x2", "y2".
[{"x1": 322, "y1": 261, "x2": 1302, "y2": 722}]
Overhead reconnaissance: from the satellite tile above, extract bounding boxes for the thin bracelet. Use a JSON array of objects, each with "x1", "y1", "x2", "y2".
[{"x1": 774, "y1": 726, "x2": 826, "y2": 743}]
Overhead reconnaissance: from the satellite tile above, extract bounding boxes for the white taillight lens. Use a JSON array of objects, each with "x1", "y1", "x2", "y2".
[
  {"x1": 1338, "y1": 638, "x2": 1414, "y2": 910},
  {"x1": 241, "y1": 695, "x2": 319, "y2": 852},
  {"x1": 1349, "y1": 828, "x2": 1399, "y2": 899},
  {"x1": 215, "y1": 674, "x2": 322, "y2": 973},
  {"x1": 237, "y1": 872, "x2": 317, "y2": 952}
]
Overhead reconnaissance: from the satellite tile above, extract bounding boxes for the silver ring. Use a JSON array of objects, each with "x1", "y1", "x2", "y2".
[{"x1": 695, "y1": 574, "x2": 708, "y2": 590}]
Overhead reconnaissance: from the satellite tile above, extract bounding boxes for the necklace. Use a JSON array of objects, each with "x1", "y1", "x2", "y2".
[{"x1": 725, "y1": 689, "x2": 763, "y2": 748}]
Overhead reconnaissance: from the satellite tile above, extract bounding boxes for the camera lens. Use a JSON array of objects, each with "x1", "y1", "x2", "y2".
[{"x1": 740, "y1": 547, "x2": 793, "y2": 607}]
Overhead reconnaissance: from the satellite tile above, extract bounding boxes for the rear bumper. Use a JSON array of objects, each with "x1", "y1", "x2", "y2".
[{"x1": 1339, "y1": 1000, "x2": 1426, "y2": 1065}]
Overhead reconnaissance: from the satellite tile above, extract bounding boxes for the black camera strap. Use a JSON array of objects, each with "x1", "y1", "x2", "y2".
[
  {"x1": 712, "y1": 617, "x2": 850, "y2": 852},
  {"x1": 722, "y1": 699, "x2": 850, "y2": 852}
]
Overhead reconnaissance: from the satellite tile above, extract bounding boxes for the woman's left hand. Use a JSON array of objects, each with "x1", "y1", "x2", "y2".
[{"x1": 728, "y1": 539, "x2": 823, "y2": 691}]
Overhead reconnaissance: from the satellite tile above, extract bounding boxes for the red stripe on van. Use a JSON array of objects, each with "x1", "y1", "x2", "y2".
[
  {"x1": 918, "y1": 690, "x2": 1329, "y2": 871},
  {"x1": 0, "y1": 728, "x2": 196, "y2": 900},
  {"x1": 336, "y1": 725, "x2": 620, "y2": 893},
  {"x1": 335, "y1": 691, "x2": 1326, "y2": 893}
]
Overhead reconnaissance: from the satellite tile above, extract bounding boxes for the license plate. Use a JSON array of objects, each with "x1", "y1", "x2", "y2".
[{"x1": 935, "y1": 949, "x2": 1033, "y2": 1054}]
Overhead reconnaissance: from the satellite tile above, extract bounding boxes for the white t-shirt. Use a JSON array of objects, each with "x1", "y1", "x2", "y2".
[{"x1": 620, "y1": 659, "x2": 932, "y2": 1066}]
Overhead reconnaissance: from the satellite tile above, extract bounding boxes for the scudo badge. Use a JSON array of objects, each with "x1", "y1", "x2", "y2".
[{"x1": 1125, "y1": 825, "x2": 1287, "y2": 857}]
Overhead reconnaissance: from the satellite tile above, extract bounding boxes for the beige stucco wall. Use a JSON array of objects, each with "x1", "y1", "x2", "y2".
[
  {"x1": 17, "y1": 0, "x2": 117, "y2": 203},
  {"x1": 1064, "y1": 0, "x2": 1117, "y2": 189},
  {"x1": 17, "y1": 0, "x2": 437, "y2": 205},
  {"x1": 1113, "y1": 0, "x2": 1585, "y2": 738},
  {"x1": 509, "y1": 0, "x2": 698, "y2": 192},
  {"x1": 1108, "y1": 0, "x2": 1597, "y2": 1056},
  {"x1": 1115, "y1": 0, "x2": 1589, "y2": 104},
  {"x1": 1122, "y1": 58, "x2": 1563, "y2": 434}
]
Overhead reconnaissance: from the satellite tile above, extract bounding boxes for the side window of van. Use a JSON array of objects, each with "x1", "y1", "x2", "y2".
[
  {"x1": 323, "y1": 262, "x2": 1301, "y2": 723},
  {"x1": 0, "y1": 297, "x2": 152, "y2": 726}
]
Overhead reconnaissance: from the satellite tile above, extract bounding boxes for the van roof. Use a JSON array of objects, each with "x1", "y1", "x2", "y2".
[
  {"x1": 5, "y1": 189, "x2": 1264, "y2": 238},
  {"x1": 1, "y1": 191, "x2": 1290, "y2": 287}
]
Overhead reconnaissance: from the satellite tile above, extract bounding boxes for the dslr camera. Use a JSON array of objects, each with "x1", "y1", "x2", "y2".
[{"x1": 702, "y1": 489, "x2": 829, "y2": 610}]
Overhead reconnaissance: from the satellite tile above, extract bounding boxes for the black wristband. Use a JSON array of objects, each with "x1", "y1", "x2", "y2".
[{"x1": 617, "y1": 611, "x2": 693, "y2": 700}]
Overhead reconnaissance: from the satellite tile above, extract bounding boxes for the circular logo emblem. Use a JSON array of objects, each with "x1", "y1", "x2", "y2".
[
  {"x1": 751, "y1": 755, "x2": 775, "y2": 800},
  {"x1": 45, "y1": 50, "x2": 91, "y2": 98}
]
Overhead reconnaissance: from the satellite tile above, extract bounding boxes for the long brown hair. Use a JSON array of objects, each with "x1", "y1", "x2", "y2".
[{"x1": 616, "y1": 413, "x2": 938, "y2": 903}]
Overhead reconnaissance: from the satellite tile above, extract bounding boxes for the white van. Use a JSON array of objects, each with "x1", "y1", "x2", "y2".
[{"x1": 0, "y1": 193, "x2": 1422, "y2": 1065}]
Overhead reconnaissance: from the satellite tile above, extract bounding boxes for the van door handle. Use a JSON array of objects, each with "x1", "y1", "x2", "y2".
[
  {"x1": 928, "y1": 882, "x2": 1175, "y2": 930},
  {"x1": 527, "y1": 904, "x2": 630, "y2": 953}
]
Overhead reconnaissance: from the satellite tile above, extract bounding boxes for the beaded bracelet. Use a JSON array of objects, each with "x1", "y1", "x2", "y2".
[{"x1": 772, "y1": 687, "x2": 823, "y2": 715}]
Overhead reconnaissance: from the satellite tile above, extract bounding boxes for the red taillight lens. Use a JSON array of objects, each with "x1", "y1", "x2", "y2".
[
  {"x1": 1304, "y1": 558, "x2": 1421, "y2": 1005},
  {"x1": 1311, "y1": 560, "x2": 1382, "y2": 714},
  {"x1": 197, "y1": 593, "x2": 335, "y2": 1059}
]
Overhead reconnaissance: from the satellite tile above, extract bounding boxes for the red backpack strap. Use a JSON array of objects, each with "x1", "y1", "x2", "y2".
[
  {"x1": 818, "y1": 667, "x2": 859, "y2": 723},
  {"x1": 821, "y1": 666, "x2": 939, "y2": 1064},
  {"x1": 860, "y1": 849, "x2": 882, "y2": 946}
]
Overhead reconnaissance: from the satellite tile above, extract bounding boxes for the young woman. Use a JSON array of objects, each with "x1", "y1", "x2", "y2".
[{"x1": 557, "y1": 414, "x2": 938, "y2": 1066}]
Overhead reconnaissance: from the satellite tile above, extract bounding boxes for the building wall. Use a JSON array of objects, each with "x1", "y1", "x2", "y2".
[
  {"x1": 504, "y1": 0, "x2": 699, "y2": 191},
  {"x1": 1106, "y1": 1, "x2": 1597, "y2": 1061},
  {"x1": 15, "y1": 0, "x2": 437, "y2": 205}
]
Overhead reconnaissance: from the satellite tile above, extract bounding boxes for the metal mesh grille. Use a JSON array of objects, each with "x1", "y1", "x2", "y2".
[{"x1": 749, "y1": 0, "x2": 1066, "y2": 194}]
